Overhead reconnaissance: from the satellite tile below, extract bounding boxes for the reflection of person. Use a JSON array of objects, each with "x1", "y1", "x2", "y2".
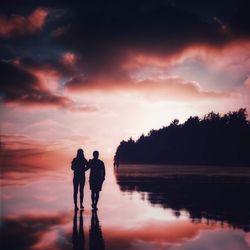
[
  {"x1": 71, "y1": 149, "x2": 88, "y2": 210},
  {"x1": 72, "y1": 210, "x2": 85, "y2": 250},
  {"x1": 87, "y1": 151, "x2": 105, "y2": 210},
  {"x1": 89, "y1": 211, "x2": 105, "y2": 250}
]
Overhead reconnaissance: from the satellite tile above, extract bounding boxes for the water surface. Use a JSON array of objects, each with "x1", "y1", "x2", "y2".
[{"x1": 1, "y1": 162, "x2": 250, "y2": 250}]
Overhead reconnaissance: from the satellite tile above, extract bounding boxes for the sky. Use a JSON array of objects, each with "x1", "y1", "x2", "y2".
[{"x1": 1, "y1": 0, "x2": 250, "y2": 165}]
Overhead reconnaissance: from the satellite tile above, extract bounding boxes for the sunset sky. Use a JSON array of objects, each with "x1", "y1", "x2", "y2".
[{"x1": 1, "y1": 0, "x2": 250, "y2": 166}]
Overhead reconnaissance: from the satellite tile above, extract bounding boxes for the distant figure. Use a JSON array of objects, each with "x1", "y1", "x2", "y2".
[
  {"x1": 71, "y1": 149, "x2": 88, "y2": 210},
  {"x1": 87, "y1": 151, "x2": 105, "y2": 210},
  {"x1": 72, "y1": 210, "x2": 85, "y2": 250},
  {"x1": 89, "y1": 211, "x2": 105, "y2": 250}
]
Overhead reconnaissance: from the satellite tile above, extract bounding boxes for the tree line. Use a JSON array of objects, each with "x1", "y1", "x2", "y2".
[{"x1": 114, "y1": 108, "x2": 250, "y2": 166}]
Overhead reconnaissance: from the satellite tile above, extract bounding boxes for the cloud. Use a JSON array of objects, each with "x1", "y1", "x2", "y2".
[
  {"x1": 51, "y1": 0, "x2": 248, "y2": 82},
  {"x1": 0, "y1": 61, "x2": 71, "y2": 107},
  {"x1": 50, "y1": 26, "x2": 67, "y2": 38},
  {"x1": 62, "y1": 39, "x2": 248, "y2": 102},
  {"x1": 0, "y1": 61, "x2": 97, "y2": 111},
  {"x1": 65, "y1": 74, "x2": 236, "y2": 101},
  {"x1": 1, "y1": 1, "x2": 249, "y2": 105},
  {"x1": 0, "y1": 8, "x2": 48, "y2": 37},
  {"x1": 245, "y1": 76, "x2": 250, "y2": 90},
  {"x1": 60, "y1": 52, "x2": 77, "y2": 65},
  {"x1": 45, "y1": 1, "x2": 247, "y2": 103}
]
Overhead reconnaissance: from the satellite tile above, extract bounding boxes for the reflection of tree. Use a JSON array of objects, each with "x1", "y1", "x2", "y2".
[
  {"x1": 89, "y1": 211, "x2": 105, "y2": 250},
  {"x1": 72, "y1": 210, "x2": 85, "y2": 250},
  {"x1": 116, "y1": 170, "x2": 250, "y2": 232},
  {"x1": 114, "y1": 108, "x2": 250, "y2": 166}
]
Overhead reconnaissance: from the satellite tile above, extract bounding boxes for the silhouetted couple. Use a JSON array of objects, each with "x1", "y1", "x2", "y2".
[{"x1": 71, "y1": 149, "x2": 105, "y2": 211}]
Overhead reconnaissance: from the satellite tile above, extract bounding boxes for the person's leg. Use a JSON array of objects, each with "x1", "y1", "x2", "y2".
[
  {"x1": 73, "y1": 178, "x2": 79, "y2": 209},
  {"x1": 95, "y1": 192, "x2": 100, "y2": 208},
  {"x1": 91, "y1": 191, "x2": 95, "y2": 208},
  {"x1": 79, "y1": 177, "x2": 85, "y2": 209}
]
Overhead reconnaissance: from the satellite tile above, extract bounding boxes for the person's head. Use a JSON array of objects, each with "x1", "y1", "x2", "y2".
[
  {"x1": 76, "y1": 148, "x2": 84, "y2": 158},
  {"x1": 93, "y1": 150, "x2": 99, "y2": 159}
]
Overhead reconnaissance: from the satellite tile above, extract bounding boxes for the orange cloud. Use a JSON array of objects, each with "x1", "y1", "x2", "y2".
[{"x1": 0, "y1": 8, "x2": 48, "y2": 37}]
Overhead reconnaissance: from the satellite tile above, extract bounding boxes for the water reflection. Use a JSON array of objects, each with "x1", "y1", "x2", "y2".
[
  {"x1": 72, "y1": 210, "x2": 105, "y2": 250},
  {"x1": 115, "y1": 165, "x2": 250, "y2": 232},
  {"x1": 72, "y1": 210, "x2": 85, "y2": 250},
  {"x1": 90, "y1": 211, "x2": 105, "y2": 250},
  {"x1": 1, "y1": 162, "x2": 250, "y2": 250}
]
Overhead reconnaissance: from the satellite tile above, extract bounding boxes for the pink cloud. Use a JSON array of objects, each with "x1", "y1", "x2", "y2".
[
  {"x1": 50, "y1": 26, "x2": 67, "y2": 38},
  {"x1": 30, "y1": 68, "x2": 61, "y2": 92},
  {"x1": 0, "y1": 8, "x2": 48, "y2": 37},
  {"x1": 61, "y1": 52, "x2": 77, "y2": 65},
  {"x1": 125, "y1": 40, "x2": 250, "y2": 74},
  {"x1": 65, "y1": 75, "x2": 236, "y2": 101},
  {"x1": 64, "y1": 40, "x2": 249, "y2": 102},
  {"x1": 69, "y1": 105, "x2": 98, "y2": 112},
  {"x1": 245, "y1": 76, "x2": 250, "y2": 90}
]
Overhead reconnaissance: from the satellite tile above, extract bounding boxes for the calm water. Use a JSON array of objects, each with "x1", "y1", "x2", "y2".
[{"x1": 1, "y1": 162, "x2": 250, "y2": 250}]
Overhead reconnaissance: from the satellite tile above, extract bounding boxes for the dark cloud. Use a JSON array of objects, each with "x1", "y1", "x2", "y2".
[
  {"x1": 0, "y1": 8, "x2": 48, "y2": 38},
  {"x1": 0, "y1": 61, "x2": 97, "y2": 111},
  {"x1": 50, "y1": 0, "x2": 249, "y2": 95},
  {"x1": 53, "y1": 0, "x2": 249, "y2": 77},
  {"x1": 0, "y1": 61, "x2": 71, "y2": 106},
  {"x1": 0, "y1": 0, "x2": 249, "y2": 92}
]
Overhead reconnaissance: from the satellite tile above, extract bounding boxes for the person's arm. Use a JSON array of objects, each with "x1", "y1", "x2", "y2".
[
  {"x1": 85, "y1": 159, "x2": 90, "y2": 171},
  {"x1": 71, "y1": 159, "x2": 75, "y2": 170},
  {"x1": 102, "y1": 162, "x2": 106, "y2": 181}
]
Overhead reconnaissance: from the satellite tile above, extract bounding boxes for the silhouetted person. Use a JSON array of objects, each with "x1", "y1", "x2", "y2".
[
  {"x1": 72, "y1": 210, "x2": 85, "y2": 250},
  {"x1": 71, "y1": 149, "x2": 88, "y2": 210},
  {"x1": 113, "y1": 160, "x2": 119, "y2": 169},
  {"x1": 89, "y1": 211, "x2": 105, "y2": 250},
  {"x1": 87, "y1": 151, "x2": 105, "y2": 210},
  {"x1": 116, "y1": 160, "x2": 119, "y2": 168}
]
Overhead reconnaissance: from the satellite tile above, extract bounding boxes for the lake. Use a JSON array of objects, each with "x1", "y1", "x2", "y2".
[{"x1": 1, "y1": 162, "x2": 250, "y2": 250}]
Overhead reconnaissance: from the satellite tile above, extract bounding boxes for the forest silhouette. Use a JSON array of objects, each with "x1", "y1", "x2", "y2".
[{"x1": 114, "y1": 108, "x2": 250, "y2": 166}]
